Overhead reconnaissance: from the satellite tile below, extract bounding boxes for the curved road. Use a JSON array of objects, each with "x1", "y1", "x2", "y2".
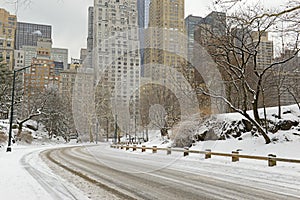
[{"x1": 43, "y1": 144, "x2": 300, "y2": 200}]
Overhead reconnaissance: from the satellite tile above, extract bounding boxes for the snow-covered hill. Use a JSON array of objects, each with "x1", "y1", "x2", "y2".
[
  {"x1": 0, "y1": 119, "x2": 66, "y2": 148},
  {"x1": 143, "y1": 104, "x2": 300, "y2": 159}
]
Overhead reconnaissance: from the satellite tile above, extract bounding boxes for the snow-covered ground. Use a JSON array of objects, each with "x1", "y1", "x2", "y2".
[
  {"x1": 0, "y1": 144, "x2": 90, "y2": 200},
  {"x1": 1, "y1": 140, "x2": 300, "y2": 199},
  {"x1": 0, "y1": 104, "x2": 299, "y2": 199}
]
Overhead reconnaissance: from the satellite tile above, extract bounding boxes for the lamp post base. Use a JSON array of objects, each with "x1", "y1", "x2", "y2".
[{"x1": 6, "y1": 146, "x2": 12, "y2": 152}]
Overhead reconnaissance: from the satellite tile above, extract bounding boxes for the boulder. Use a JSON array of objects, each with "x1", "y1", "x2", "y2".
[
  {"x1": 278, "y1": 120, "x2": 297, "y2": 131},
  {"x1": 269, "y1": 125, "x2": 279, "y2": 133},
  {"x1": 204, "y1": 128, "x2": 218, "y2": 141},
  {"x1": 242, "y1": 119, "x2": 253, "y2": 132}
]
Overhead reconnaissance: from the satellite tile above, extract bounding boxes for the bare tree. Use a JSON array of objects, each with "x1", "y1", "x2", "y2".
[
  {"x1": 195, "y1": 1, "x2": 300, "y2": 144},
  {"x1": 38, "y1": 88, "x2": 75, "y2": 142}
]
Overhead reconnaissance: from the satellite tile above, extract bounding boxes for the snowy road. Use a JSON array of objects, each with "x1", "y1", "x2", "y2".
[{"x1": 43, "y1": 144, "x2": 300, "y2": 200}]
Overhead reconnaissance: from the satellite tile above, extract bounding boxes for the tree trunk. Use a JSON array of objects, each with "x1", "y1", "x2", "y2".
[
  {"x1": 17, "y1": 123, "x2": 23, "y2": 138},
  {"x1": 244, "y1": 112, "x2": 271, "y2": 144},
  {"x1": 252, "y1": 99, "x2": 261, "y2": 125},
  {"x1": 278, "y1": 93, "x2": 281, "y2": 119},
  {"x1": 146, "y1": 127, "x2": 149, "y2": 142},
  {"x1": 89, "y1": 125, "x2": 94, "y2": 143},
  {"x1": 262, "y1": 90, "x2": 268, "y2": 134}
]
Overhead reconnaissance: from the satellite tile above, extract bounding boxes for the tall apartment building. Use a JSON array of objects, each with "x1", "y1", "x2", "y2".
[
  {"x1": 185, "y1": 15, "x2": 203, "y2": 63},
  {"x1": 84, "y1": 6, "x2": 94, "y2": 69},
  {"x1": 251, "y1": 31, "x2": 274, "y2": 70},
  {"x1": 51, "y1": 47, "x2": 68, "y2": 70},
  {"x1": 185, "y1": 12, "x2": 226, "y2": 63},
  {"x1": 137, "y1": 0, "x2": 151, "y2": 76},
  {"x1": 80, "y1": 48, "x2": 88, "y2": 61},
  {"x1": 0, "y1": 8, "x2": 17, "y2": 70},
  {"x1": 15, "y1": 22, "x2": 51, "y2": 50},
  {"x1": 144, "y1": 0, "x2": 186, "y2": 82},
  {"x1": 60, "y1": 59, "x2": 82, "y2": 98},
  {"x1": 23, "y1": 38, "x2": 60, "y2": 97},
  {"x1": 265, "y1": 49, "x2": 300, "y2": 107},
  {"x1": 24, "y1": 58, "x2": 58, "y2": 95},
  {"x1": 93, "y1": 0, "x2": 141, "y2": 134}
]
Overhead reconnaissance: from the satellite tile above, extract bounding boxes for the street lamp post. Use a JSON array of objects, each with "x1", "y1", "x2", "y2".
[
  {"x1": 106, "y1": 117, "x2": 109, "y2": 142},
  {"x1": 134, "y1": 116, "x2": 137, "y2": 143},
  {"x1": 7, "y1": 65, "x2": 32, "y2": 152}
]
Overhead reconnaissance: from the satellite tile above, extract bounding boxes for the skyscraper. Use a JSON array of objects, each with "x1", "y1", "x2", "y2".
[
  {"x1": 93, "y1": 0, "x2": 141, "y2": 133},
  {"x1": 15, "y1": 22, "x2": 52, "y2": 50},
  {"x1": 144, "y1": 0, "x2": 186, "y2": 81},
  {"x1": 0, "y1": 8, "x2": 17, "y2": 70},
  {"x1": 251, "y1": 31, "x2": 274, "y2": 70},
  {"x1": 86, "y1": 6, "x2": 94, "y2": 68},
  {"x1": 137, "y1": 0, "x2": 151, "y2": 76},
  {"x1": 185, "y1": 15, "x2": 203, "y2": 63}
]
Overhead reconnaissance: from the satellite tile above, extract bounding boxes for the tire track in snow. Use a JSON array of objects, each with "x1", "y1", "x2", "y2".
[{"x1": 20, "y1": 148, "x2": 85, "y2": 200}]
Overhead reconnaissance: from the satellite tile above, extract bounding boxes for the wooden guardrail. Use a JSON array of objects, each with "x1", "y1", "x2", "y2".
[{"x1": 111, "y1": 144, "x2": 300, "y2": 167}]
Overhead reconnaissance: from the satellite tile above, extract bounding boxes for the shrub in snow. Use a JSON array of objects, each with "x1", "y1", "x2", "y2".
[
  {"x1": 0, "y1": 131, "x2": 7, "y2": 144},
  {"x1": 194, "y1": 128, "x2": 219, "y2": 141},
  {"x1": 17, "y1": 131, "x2": 33, "y2": 144},
  {"x1": 171, "y1": 120, "x2": 199, "y2": 148}
]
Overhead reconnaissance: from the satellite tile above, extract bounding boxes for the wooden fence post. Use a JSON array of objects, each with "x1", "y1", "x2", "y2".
[
  {"x1": 184, "y1": 148, "x2": 189, "y2": 157},
  {"x1": 153, "y1": 146, "x2": 157, "y2": 153},
  {"x1": 268, "y1": 154, "x2": 277, "y2": 167},
  {"x1": 205, "y1": 149, "x2": 211, "y2": 159},
  {"x1": 167, "y1": 147, "x2": 171, "y2": 155},
  {"x1": 142, "y1": 145, "x2": 146, "y2": 152},
  {"x1": 126, "y1": 145, "x2": 129, "y2": 151},
  {"x1": 232, "y1": 151, "x2": 239, "y2": 162},
  {"x1": 133, "y1": 145, "x2": 137, "y2": 151}
]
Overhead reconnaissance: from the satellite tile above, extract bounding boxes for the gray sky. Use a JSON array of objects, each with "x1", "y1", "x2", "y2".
[
  {"x1": 0, "y1": 0, "x2": 279, "y2": 61},
  {"x1": 0, "y1": 0, "x2": 213, "y2": 61}
]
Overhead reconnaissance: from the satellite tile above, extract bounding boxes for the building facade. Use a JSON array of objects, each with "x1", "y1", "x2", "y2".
[
  {"x1": 144, "y1": 0, "x2": 186, "y2": 82},
  {"x1": 84, "y1": 6, "x2": 94, "y2": 69},
  {"x1": 185, "y1": 15, "x2": 203, "y2": 63},
  {"x1": 15, "y1": 22, "x2": 51, "y2": 50},
  {"x1": 60, "y1": 59, "x2": 82, "y2": 99},
  {"x1": 0, "y1": 8, "x2": 17, "y2": 70},
  {"x1": 93, "y1": 0, "x2": 141, "y2": 136},
  {"x1": 14, "y1": 38, "x2": 68, "y2": 70},
  {"x1": 137, "y1": 0, "x2": 151, "y2": 76},
  {"x1": 251, "y1": 31, "x2": 274, "y2": 71},
  {"x1": 51, "y1": 47, "x2": 68, "y2": 70}
]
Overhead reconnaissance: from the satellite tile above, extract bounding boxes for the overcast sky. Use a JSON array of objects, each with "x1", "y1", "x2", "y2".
[{"x1": 0, "y1": 0, "x2": 279, "y2": 61}]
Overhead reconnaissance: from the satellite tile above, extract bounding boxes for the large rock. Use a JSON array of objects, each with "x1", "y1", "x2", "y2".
[
  {"x1": 204, "y1": 128, "x2": 218, "y2": 141},
  {"x1": 278, "y1": 120, "x2": 298, "y2": 131},
  {"x1": 242, "y1": 119, "x2": 253, "y2": 132},
  {"x1": 268, "y1": 125, "x2": 279, "y2": 133},
  {"x1": 195, "y1": 128, "x2": 219, "y2": 141}
]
